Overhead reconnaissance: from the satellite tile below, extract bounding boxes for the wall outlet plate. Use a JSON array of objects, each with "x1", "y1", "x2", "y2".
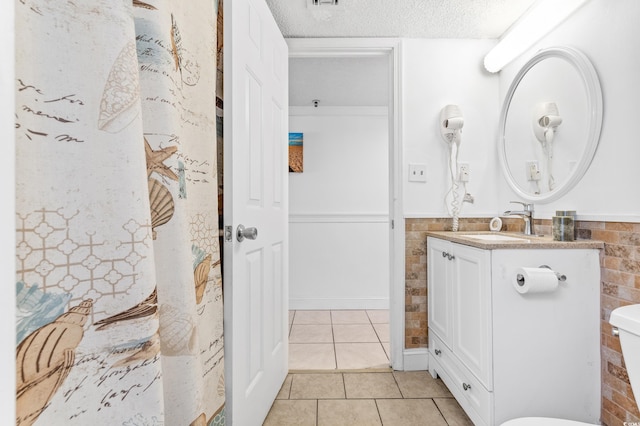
[
  {"x1": 458, "y1": 163, "x2": 470, "y2": 182},
  {"x1": 408, "y1": 163, "x2": 427, "y2": 182},
  {"x1": 526, "y1": 161, "x2": 541, "y2": 181}
]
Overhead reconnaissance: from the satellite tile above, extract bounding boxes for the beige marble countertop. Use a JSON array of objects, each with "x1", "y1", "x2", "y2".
[{"x1": 425, "y1": 231, "x2": 604, "y2": 250}]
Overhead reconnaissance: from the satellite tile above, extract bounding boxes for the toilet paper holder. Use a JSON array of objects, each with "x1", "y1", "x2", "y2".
[{"x1": 516, "y1": 265, "x2": 567, "y2": 287}]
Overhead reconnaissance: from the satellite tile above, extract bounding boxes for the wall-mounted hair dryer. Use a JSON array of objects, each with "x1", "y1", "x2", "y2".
[
  {"x1": 533, "y1": 102, "x2": 563, "y2": 190},
  {"x1": 439, "y1": 104, "x2": 466, "y2": 231},
  {"x1": 533, "y1": 102, "x2": 562, "y2": 149},
  {"x1": 440, "y1": 104, "x2": 464, "y2": 145}
]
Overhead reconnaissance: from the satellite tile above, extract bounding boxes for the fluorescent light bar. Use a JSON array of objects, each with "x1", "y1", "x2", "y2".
[{"x1": 484, "y1": 0, "x2": 590, "y2": 73}]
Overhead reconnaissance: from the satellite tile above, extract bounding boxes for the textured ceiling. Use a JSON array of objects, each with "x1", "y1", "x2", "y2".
[{"x1": 266, "y1": 0, "x2": 536, "y2": 39}]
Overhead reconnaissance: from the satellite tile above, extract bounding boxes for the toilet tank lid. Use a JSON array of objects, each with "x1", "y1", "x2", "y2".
[{"x1": 610, "y1": 304, "x2": 640, "y2": 336}]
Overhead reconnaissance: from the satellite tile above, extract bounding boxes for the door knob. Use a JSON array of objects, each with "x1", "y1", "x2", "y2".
[{"x1": 237, "y1": 225, "x2": 258, "y2": 242}]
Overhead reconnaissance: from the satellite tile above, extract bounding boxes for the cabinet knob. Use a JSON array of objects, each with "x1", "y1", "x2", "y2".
[
  {"x1": 462, "y1": 382, "x2": 471, "y2": 391},
  {"x1": 441, "y1": 251, "x2": 455, "y2": 260},
  {"x1": 434, "y1": 349, "x2": 441, "y2": 356}
]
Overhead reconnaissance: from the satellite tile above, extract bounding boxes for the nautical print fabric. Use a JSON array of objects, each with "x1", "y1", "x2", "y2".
[{"x1": 15, "y1": 0, "x2": 224, "y2": 424}]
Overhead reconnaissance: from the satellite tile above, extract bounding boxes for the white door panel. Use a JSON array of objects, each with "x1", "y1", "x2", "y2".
[{"x1": 224, "y1": 0, "x2": 288, "y2": 423}]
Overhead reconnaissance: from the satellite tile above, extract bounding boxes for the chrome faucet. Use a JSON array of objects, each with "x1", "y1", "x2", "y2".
[{"x1": 503, "y1": 201, "x2": 535, "y2": 235}]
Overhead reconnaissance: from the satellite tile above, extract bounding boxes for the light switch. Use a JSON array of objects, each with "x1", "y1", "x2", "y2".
[{"x1": 409, "y1": 163, "x2": 427, "y2": 182}]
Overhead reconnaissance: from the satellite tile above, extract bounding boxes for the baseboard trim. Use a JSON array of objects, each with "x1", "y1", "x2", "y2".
[
  {"x1": 290, "y1": 298, "x2": 389, "y2": 310},
  {"x1": 402, "y1": 348, "x2": 429, "y2": 371}
]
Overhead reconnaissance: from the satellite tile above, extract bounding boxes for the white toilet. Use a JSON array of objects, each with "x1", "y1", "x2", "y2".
[{"x1": 502, "y1": 304, "x2": 640, "y2": 426}]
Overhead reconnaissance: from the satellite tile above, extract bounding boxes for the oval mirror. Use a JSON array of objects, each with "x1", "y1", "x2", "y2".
[{"x1": 498, "y1": 46, "x2": 603, "y2": 203}]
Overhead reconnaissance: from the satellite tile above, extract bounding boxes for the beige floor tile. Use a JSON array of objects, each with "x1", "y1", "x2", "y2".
[
  {"x1": 393, "y1": 371, "x2": 453, "y2": 398},
  {"x1": 289, "y1": 343, "x2": 336, "y2": 370},
  {"x1": 333, "y1": 324, "x2": 378, "y2": 343},
  {"x1": 290, "y1": 373, "x2": 346, "y2": 399},
  {"x1": 331, "y1": 310, "x2": 370, "y2": 324},
  {"x1": 318, "y1": 399, "x2": 381, "y2": 426},
  {"x1": 434, "y1": 397, "x2": 474, "y2": 426},
  {"x1": 343, "y1": 372, "x2": 401, "y2": 399},
  {"x1": 263, "y1": 399, "x2": 317, "y2": 426},
  {"x1": 366, "y1": 309, "x2": 389, "y2": 324},
  {"x1": 372, "y1": 323, "x2": 389, "y2": 342},
  {"x1": 376, "y1": 399, "x2": 448, "y2": 425},
  {"x1": 335, "y1": 343, "x2": 389, "y2": 369},
  {"x1": 294, "y1": 310, "x2": 332, "y2": 325},
  {"x1": 290, "y1": 324, "x2": 334, "y2": 343},
  {"x1": 289, "y1": 310, "x2": 295, "y2": 325},
  {"x1": 276, "y1": 374, "x2": 293, "y2": 399}
]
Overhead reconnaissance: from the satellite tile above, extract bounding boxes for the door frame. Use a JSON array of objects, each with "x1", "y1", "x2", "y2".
[{"x1": 287, "y1": 38, "x2": 405, "y2": 370}]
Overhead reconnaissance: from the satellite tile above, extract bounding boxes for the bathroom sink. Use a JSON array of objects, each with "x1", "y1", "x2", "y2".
[{"x1": 460, "y1": 234, "x2": 529, "y2": 242}]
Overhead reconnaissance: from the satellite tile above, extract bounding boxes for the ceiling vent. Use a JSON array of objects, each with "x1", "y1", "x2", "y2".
[{"x1": 308, "y1": 0, "x2": 343, "y2": 9}]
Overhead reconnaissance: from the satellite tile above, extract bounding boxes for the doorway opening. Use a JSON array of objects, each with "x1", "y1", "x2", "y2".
[{"x1": 287, "y1": 39, "x2": 404, "y2": 371}]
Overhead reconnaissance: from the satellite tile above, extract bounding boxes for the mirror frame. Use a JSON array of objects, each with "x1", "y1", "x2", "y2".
[{"x1": 498, "y1": 46, "x2": 603, "y2": 203}]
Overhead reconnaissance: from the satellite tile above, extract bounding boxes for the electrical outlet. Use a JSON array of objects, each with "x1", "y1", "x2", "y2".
[
  {"x1": 526, "y1": 161, "x2": 541, "y2": 181},
  {"x1": 458, "y1": 163, "x2": 470, "y2": 182},
  {"x1": 408, "y1": 163, "x2": 427, "y2": 182}
]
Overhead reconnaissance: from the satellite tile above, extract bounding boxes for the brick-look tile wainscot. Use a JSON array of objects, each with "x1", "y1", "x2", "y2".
[
  {"x1": 405, "y1": 217, "x2": 640, "y2": 425},
  {"x1": 405, "y1": 217, "x2": 499, "y2": 348}
]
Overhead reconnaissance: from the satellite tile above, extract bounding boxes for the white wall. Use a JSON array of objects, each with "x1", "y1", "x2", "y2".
[
  {"x1": 496, "y1": 0, "x2": 640, "y2": 221},
  {"x1": 289, "y1": 107, "x2": 389, "y2": 309},
  {"x1": 402, "y1": 39, "x2": 502, "y2": 218}
]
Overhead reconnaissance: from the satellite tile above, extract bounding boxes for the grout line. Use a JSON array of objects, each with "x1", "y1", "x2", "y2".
[
  {"x1": 431, "y1": 397, "x2": 451, "y2": 425},
  {"x1": 390, "y1": 371, "x2": 405, "y2": 399},
  {"x1": 287, "y1": 373, "x2": 293, "y2": 399},
  {"x1": 373, "y1": 399, "x2": 384, "y2": 425},
  {"x1": 331, "y1": 310, "x2": 338, "y2": 369},
  {"x1": 288, "y1": 368, "x2": 392, "y2": 374}
]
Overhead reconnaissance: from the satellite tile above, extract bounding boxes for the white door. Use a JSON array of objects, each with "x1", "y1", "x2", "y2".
[{"x1": 223, "y1": 0, "x2": 289, "y2": 424}]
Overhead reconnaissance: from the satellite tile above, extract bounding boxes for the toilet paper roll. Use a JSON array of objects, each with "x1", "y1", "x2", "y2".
[{"x1": 514, "y1": 267, "x2": 558, "y2": 294}]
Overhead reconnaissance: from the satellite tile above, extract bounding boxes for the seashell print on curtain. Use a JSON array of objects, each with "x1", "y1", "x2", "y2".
[{"x1": 15, "y1": 0, "x2": 224, "y2": 424}]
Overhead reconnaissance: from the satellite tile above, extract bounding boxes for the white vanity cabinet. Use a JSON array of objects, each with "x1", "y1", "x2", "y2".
[
  {"x1": 427, "y1": 237, "x2": 493, "y2": 422},
  {"x1": 427, "y1": 235, "x2": 601, "y2": 426}
]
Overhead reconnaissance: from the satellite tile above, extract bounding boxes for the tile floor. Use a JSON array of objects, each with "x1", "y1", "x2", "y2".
[
  {"x1": 281, "y1": 310, "x2": 472, "y2": 424},
  {"x1": 264, "y1": 370, "x2": 473, "y2": 425},
  {"x1": 288, "y1": 309, "x2": 391, "y2": 370}
]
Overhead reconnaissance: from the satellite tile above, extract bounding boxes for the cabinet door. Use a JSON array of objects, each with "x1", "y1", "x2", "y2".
[
  {"x1": 451, "y1": 243, "x2": 492, "y2": 388},
  {"x1": 427, "y1": 237, "x2": 453, "y2": 347}
]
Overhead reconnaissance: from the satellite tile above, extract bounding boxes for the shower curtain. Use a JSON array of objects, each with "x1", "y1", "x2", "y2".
[{"x1": 15, "y1": 1, "x2": 224, "y2": 424}]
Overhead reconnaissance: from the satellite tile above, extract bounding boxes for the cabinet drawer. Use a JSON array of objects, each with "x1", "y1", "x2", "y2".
[{"x1": 430, "y1": 332, "x2": 492, "y2": 426}]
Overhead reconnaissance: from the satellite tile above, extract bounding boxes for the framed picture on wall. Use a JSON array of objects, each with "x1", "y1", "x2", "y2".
[{"x1": 289, "y1": 132, "x2": 303, "y2": 173}]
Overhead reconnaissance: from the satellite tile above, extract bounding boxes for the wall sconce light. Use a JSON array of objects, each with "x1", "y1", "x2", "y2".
[{"x1": 483, "y1": 0, "x2": 590, "y2": 73}]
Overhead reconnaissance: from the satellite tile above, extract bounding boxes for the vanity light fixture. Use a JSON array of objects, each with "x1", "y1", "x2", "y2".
[{"x1": 483, "y1": 0, "x2": 589, "y2": 73}]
